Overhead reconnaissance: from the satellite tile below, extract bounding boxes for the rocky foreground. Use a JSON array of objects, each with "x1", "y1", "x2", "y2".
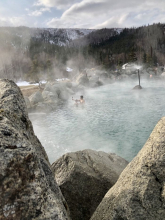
[
  {"x1": 90, "y1": 117, "x2": 165, "y2": 220},
  {"x1": 1, "y1": 79, "x2": 165, "y2": 220},
  {"x1": 0, "y1": 79, "x2": 70, "y2": 219},
  {"x1": 51, "y1": 149, "x2": 128, "y2": 220}
]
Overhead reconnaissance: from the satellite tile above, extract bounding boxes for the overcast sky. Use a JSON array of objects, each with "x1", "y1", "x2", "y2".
[{"x1": 0, "y1": 0, "x2": 165, "y2": 29}]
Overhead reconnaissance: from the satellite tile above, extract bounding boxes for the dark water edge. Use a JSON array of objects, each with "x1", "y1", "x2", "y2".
[{"x1": 29, "y1": 79, "x2": 165, "y2": 163}]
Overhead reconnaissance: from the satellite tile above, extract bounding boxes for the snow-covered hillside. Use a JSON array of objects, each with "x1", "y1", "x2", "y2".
[
  {"x1": 0, "y1": 27, "x2": 94, "y2": 48},
  {"x1": 35, "y1": 28, "x2": 94, "y2": 46},
  {"x1": 0, "y1": 27, "x2": 123, "y2": 48}
]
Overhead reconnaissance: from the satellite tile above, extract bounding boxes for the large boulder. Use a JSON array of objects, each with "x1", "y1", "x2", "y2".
[
  {"x1": 90, "y1": 117, "x2": 165, "y2": 220},
  {"x1": 42, "y1": 90, "x2": 59, "y2": 103},
  {"x1": 51, "y1": 149, "x2": 128, "y2": 220},
  {"x1": 44, "y1": 82, "x2": 73, "y2": 100},
  {"x1": 89, "y1": 76, "x2": 103, "y2": 88},
  {"x1": 76, "y1": 74, "x2": 89, "y2": 87},
  {"x1": 44, "y1": 82, "x2": 61, "y2": 96},
  {"x1": 24, "y1": 96, "x2": 31, "y2": 109},
  {"x1": 29, "y1": 90, "x2": 43, "y2": 105},
  {"x1": 0, "y1": 79, "x2": 70, "y2": 220},
  {"x1": 133, "y1": 85, "x2": 143, "y2": 90}
]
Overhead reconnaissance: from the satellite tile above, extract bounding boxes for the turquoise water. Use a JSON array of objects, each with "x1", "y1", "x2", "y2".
[{"x1": 29, "y1": 79, "x2": 165, "y2": 164}]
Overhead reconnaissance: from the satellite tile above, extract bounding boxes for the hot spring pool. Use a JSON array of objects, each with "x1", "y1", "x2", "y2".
[{"x1": 29, "y1": 79, "x2": 165, "y2": 164}]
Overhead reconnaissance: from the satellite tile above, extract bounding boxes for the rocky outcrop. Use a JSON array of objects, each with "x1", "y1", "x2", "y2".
[
  {"x1": 133, "y1": 85, "x2": 142, "y2": 90},
  {"x1": 24, "y1": 96, "x2": 31, "y2": 109},
  {"x1": 27, "y1": 81, "x2": 75, "y2": 112},
  {"x1": 89, "y1": 76, "x2": 103, "y2": 88},
  {"x1": 51, "y1": 149, "x2": 128, "y2": 220},
  {"x1": 0, "y1": 79, "x2": 70, "y2": 220},
  {"x1": 90, "y1": 117, "x2": 165, "y2": 220},
  {"x1": 76, "y1": 74, "x2": 89, "y2": 87},
  {"x1": 42, "y1": 90, "x2": 58, "y2": 102},
  {"x1": 29, "y1": 90, "x2": 44, "y2": 105}
]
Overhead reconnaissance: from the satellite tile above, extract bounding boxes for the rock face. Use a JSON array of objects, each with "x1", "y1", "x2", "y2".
[
  {"x1": 51, "y1": 149, "x2": 128, "y2": 220},
  {"x1": 27, "y1": 82, "x2": 74, "y2": 112},
  {"x1": 0, "y1": 79, "x2": 70, "y2": 220},
  {"x1": 89, "y1": 76, "x2": 103, "y2": 88},
  {"x1": 24, "y1": 96, "x2": 31, "y2": 109},
  {"x1": 133, "y1": 85, "x2": 142, "y2": 90},
  {"x1": 29, "y1": 90, "x2": 44, "y2": 105},
  {"x1": 76, "y1": 74, "x2": 89, "y2": 87},
  {"x1": 90, "y1": 117, "x2": 165, "y2": 220}
]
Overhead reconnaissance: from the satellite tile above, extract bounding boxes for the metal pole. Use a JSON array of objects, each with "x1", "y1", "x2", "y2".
[{"x1": 138, "y1": 69, "x2": 140, "y2": 86}]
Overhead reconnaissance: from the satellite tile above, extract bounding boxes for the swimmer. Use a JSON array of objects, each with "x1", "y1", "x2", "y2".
[
  {"x1": 72, "y1": 96, "x2": 85, "y2": 104},
  {"x1": 80, "y1": 95, "x2": 85, "y2": 104}
]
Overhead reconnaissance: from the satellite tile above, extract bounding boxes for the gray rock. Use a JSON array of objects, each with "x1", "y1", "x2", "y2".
[
  {"x1": 59, "y1": 90, "x2": 70, "y2": 101},
  {"x1": 64, "y1": 82, "x2": 72, "y2": 89},
  {"x1": 52, "y1": 149, "x2": 128, "y2": 220},
  {"x1": 89, "y1": 77, "x2": 103, "y2": 87},
  {"x1": 76, "y1": 74, "x2": 89, "y2": 87},
  {"x1": 51, "y1": 84, "x2": 62, "y2": 96},
  {"x1": 44, "y1": 82, "x2": 69, "y2": 99},
  {"x1": 90, "y1": 117, "x2": 165, "y2": 220},
  {"x1": 29, "y1": 90, "x2": 43, "y2": 105},
  {"x1": 133, "y1": 85, "x2": 143, "y2": 90},
  {"x1": 24, "y1": 96, "x2": 31, "y2": 109},
  {"x1": 0, "y1": 79, "x2": 70, "y2": 220},
  {"x1": 66, "y1": 88, "x2": 74, "y2": 95},
  {"x1": 42, "y1": 90, "x2": 59, "y2": 103}
]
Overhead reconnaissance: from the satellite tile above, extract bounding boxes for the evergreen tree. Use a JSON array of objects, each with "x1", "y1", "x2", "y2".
[
  {"x1": 128, "y1": 47, "x2": 137, "y2": 62},
  {"x1": 46, "y1": 59, "x2": 53, "y2": 80},
  {"x1": 29, "y1": 58, "x2": 40, "y2": 82},
  {"x1": 143, "y1": 52, "x2": 147, "y2": 63}
]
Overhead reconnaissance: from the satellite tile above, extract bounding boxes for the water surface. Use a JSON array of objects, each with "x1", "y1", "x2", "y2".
[{"x1": 29, "y1": 79, "x2": 165, "y2": 163}]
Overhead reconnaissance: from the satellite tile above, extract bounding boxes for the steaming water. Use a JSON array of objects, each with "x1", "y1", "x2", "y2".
[{"x1": 29, "y1": 79, "x2": 165, "y2": 164}]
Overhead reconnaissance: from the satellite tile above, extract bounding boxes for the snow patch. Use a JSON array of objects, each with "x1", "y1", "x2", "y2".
[
  {"x1": 66, "y1": 67, "x2": 73, "y2": 72},
  {"x1": 16, "y1": 80, "x2": 47, "y2": 86}
]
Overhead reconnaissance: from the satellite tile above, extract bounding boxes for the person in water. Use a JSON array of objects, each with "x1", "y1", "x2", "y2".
[
  {"x1": 72, "y1": 96, "x2": 85, "y2": 104},
  {"x1": 80, "y1": 95, "x2": 85, "y2": 104}
]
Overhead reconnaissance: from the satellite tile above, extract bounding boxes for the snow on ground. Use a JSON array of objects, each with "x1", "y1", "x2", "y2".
[
  {"x1": 66, "y1": 67, "x2": 73, "y2": 72},
  {"x1": 56, "y1": 78, "x2": 69, "y2": 81},
  {"x1": 16, "y1": 80, "x2": 47, "y2": 86},
  {"x1": 49, "y1": 40, "x2": 55, "y2": 44},
  {"x1": 122, "y1": 63, "x2": 128, "y2": 70},
  {"x1": 16, "y1": 79, "x2": 70, "y2": 86}
]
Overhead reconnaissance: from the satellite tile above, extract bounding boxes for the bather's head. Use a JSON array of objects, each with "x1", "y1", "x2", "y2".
[{"x1": 80, "y1": 95, "x2": 83, "y2": 100}]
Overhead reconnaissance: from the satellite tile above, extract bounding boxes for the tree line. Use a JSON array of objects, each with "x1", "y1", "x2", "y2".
[{"x1": 0, "y1": 23, "x2": 165, "y2": 82}]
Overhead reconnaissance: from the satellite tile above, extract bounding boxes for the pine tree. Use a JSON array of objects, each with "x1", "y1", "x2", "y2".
[
  {"x1": 128, "y1": 47, "x2": 137, "y2": 62},
  {"x1": 46, "y1": 59, "x2": 52, "y2": 80},
  {"x1": 143, "y1": 52, "x2": 147, "y2": 63},
  {"x1": 29, "y1": 58, "x2": 40, "y2": 82}
]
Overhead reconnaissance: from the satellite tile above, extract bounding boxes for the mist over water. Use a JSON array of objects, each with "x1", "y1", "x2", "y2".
[{"x1": 29, "y1": 79, "x2": 165, "y2": 164}]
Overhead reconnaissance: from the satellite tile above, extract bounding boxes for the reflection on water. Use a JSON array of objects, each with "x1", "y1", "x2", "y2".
[{"x1": 29, "y1": 79, "x2": 165, "y2": 164}]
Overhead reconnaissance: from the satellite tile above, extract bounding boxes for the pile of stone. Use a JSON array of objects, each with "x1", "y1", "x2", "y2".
[{"x1": 24, "y1": 81, "x2": 74, "y2": 112}]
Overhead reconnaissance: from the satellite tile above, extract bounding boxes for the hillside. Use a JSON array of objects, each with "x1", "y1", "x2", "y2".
[
  {"x1": 0, "y1": 26, "x2": 94, "y2": 48},
  {"x1": 0, "y1": 23, "x2": 165, "y2": 82}
]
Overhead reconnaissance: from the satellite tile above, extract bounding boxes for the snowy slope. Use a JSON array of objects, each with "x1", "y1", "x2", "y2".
[{"x1": 0, "y1": 26, "x2": 123, "y2": 48}]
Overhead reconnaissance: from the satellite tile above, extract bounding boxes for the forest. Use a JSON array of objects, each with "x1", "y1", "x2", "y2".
[{"x1": 0, "y1": 23, "x2": 165, "y2": 82}]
